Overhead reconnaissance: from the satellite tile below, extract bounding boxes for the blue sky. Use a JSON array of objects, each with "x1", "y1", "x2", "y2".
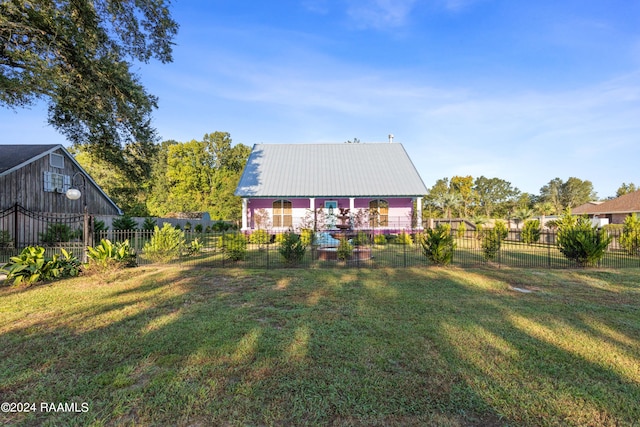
[{"x1": 2, "y1": 0, "x2": 639, "y2": 198}]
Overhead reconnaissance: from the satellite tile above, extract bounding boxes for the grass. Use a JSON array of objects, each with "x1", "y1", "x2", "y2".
[{"x1": 1, "y1": 266, "x2": 640, "y2": 426}]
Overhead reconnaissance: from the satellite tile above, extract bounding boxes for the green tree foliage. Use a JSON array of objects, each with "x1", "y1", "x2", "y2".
[
  {"x1": 619, "y1": 213, "x2": 640, "y2": 256},
  {"x1": 539, "y1": 177, "x2": 596, "y2": 212},
  {"x1": 71, "y1": 144, "x2": 154, "y2": 216},
  {"x1": 522, "y1": 219, "x2": 541, "y2": 245},
  {"x1": 473, "y1": 176, "x2": 520, "y2": 218},
  {"x1": 278, "y1": 232, "x2": 307, "y2": 266},
  {"x1": 556, "y1": 212, "x2": 612, "y2": 267},
  {"x1": 616, "y1": 183, "x2": 638, "y2": 198},
  {"x1": 481, "y1": 228, "x2": 502, "y2": 261},
  {"x1": 421, "y1": 225, "x2": 455, "y2": 265},
  {"x1": 0, "y1": 0, "x2": 178, "y2": 157},
  {"x1": 146, "y1": 132, "x2": 250, "y2": 221}
]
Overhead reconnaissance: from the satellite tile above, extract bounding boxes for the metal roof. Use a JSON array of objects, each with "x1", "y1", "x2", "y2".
[{"x1": 235, "y1": 143, "x2": 428, "y2": 198}]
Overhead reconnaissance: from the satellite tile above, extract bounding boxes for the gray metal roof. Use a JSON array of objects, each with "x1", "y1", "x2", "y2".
[{"x1": 235, "y1": 143, "x2": 428, "y2": 198}]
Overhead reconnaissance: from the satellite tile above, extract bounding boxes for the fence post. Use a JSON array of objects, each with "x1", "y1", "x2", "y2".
[
  {"x1": 266, "y1": 239, "x2": 269, "y2": 269},
  {"x1": 547, "y1": 232, "x2": 552, "y2": 269}
]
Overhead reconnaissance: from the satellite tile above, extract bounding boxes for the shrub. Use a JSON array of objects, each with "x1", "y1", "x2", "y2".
[
  {"x1": 143, "y1": 223, "x2": 185, "y2": 263},
  {"x1": 619, "y1": 213, "x2": 640, "y2": 256},
  {"x1": 0, "y1": 230, "x2": 12, "y2": 248},
  {"x1": 336, "y1": 237, "x2": 353, "y2": 261},
  {"x1": 184, "y1": 221, "x2": 192, "y2": 231},
  {"x1": 212, "y1": 220, "x2": 233, "y2": 232},
  {"x1": 373, "y1": 234, "x2": 387, "y2": 245},
  {"x1": 187, "y1": 238, "x2": 202, "y2": 256},
  {"x1": 87, "y1": 239, "x2": 137, "y2": 270},
  {"x1": 218, "y1": 233, "x2": 247, "y2": 261},
  {"x1": 278, "y1": 232, "x2": 307, "y2": 266},
  {"x1": 522, "y1": 219, "x2": 541, "y2": 245},
  {"x1": 556, "y1": 213, "x2": 612, "y2": 267},
  {"x1": 352, "y1": 231, "x2": 369, "y2": 246},
  {"x1": 421, "y1": 225, "x2": 455, "y2": 265},
  {"x1": 112, "y1": 215, "x2": 138, "y2": 231},
  {"x1": 456, "y1": 222, "x2": 466, "y2": 238},
  {"x1": 1, "y1": 246, "x2": 80, "y2": 286},
  {"x1": 142, "y1": 217, "x2": 157, "y2": 231},
  {"x1": 249, "y1": 229, "x2": 270, "y2": 246},
  {"x1": 396, "y1": 231, "x2": 413, "y2": 245},
  {"x1": 39, "y1": 223, "x2": 78, "y2": 244},
  {"x1": 481, "y1": 228, "x2": 502, "y2": 261},
  {"x1": 300, "y1": 229, "x2": 315, "y2": 246},
  {"x1": 194, "y1": 224, "x2": 203, "y2": 233},
  {"x1": 494, "y1": 220, "x2": 508, "y2": 240}
]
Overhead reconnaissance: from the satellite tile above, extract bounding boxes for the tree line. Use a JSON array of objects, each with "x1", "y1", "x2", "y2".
[
  {"x1": 425, "y1": 175, "x2": 637, "y2": 222},
  {"x1": 72, "y1": 132, "x2": 251, "y2": 221}
]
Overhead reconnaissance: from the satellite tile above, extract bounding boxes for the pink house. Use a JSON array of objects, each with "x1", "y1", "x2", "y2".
[{"x1": 234, "y1": 143, "x2": 428, "y2": 232}]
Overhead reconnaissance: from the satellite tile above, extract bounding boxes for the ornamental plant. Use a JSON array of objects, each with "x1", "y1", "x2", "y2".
[
  {"x1": 218, "y1": 233, "x2": 247, "y2": 261},
  {"x1": 481, "y1": 228, "x2": 502, "y2": 261},
  {"x1": 1, "y1": 246, "x2": 81, "y2": 286},
  {"x1": 87, "y1": 239, "x2": 137, "y2": 270},
  {"x1": 421, "y1": 224, "x2": 455, "y2": 265},
  {"x1": 143, "y1": 223, "x2": 185, "y2": 263},
  {"x1": 620, "y1": 213, "x2": 640, "y2": 256},
  {"x1": 521, "y1": 219, "x2": 541, "y2": 245},
  {"x1": 336, "y1": 237, "x2": 353, "y2": 261},
  {"x1": 278, "y1": 232, "x2": 307, "y2": 266},
  {"x1": 556, "y1": 213, "x2": 612, "y2": 267}
]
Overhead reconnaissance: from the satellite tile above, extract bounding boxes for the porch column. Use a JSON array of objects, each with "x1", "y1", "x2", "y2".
[
  {"x1": 309, "y1": 197, "x2": 316, "y2": 230},
  {"x1": 415, "y1": 197, "x2": 423, "y2": 230},
  {"x1": 349, "y1": 197, "x2": 355, "y2": 211},
  {"x1": 241, "y1": 198, "x2": 248, "y2": 231}
]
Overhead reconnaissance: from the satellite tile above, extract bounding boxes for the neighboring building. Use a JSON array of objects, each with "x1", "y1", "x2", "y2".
[
  {"x1": 234, "y1": 143, "x2": 428, "y2": 232},
  {"x1": 0, "y1": 144, "x2": 121, "y2": 215},
  {"x1": 572, "y1": 190, "x2": 640, "y2": 224}
]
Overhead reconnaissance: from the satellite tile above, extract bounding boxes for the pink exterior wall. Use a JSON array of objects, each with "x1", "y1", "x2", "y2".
[{"x1": 245, "y1": 197, "x2": 415, "y2": 230}]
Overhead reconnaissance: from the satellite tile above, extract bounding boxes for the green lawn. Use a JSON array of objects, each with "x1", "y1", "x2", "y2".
[{"x1": 1, "y1": 266, "x2": 639, "y2": 426}]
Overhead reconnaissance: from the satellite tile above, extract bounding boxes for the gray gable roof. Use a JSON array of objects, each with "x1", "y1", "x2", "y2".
[
  {"x1": 235, "y1": 143, "x2": 428, "y2": 198},
  {"x1": 0, "y1": 144, "x2": 60, "y2": 175}
]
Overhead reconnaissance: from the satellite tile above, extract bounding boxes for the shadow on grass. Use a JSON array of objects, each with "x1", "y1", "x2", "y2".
[{"x1": 1, "y1": 266, "x2": 639, "y2": 426}]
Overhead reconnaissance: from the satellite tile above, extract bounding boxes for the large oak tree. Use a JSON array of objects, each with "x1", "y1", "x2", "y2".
[{"x1": 1, "y1": 0, "x2": 178, "y2": 164}]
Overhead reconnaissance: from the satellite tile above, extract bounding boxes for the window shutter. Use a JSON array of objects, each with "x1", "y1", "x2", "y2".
[{"x1": 44, "y1": 171, "x2": 53, "y2": 192}]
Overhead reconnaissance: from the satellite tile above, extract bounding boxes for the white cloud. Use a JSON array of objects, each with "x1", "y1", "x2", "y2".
[{"x1": 345, "y1": 0, "x2": 419, "y2": 29}]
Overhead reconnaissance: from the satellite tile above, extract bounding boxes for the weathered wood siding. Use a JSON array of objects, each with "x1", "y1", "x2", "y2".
[{"x1": 0, "y1": 147, "x2": 120, "y2": 215}]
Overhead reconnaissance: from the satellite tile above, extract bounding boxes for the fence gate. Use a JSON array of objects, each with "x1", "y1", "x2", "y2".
[{"x1": 0, "y1": 204, "x2": 92, "y2": 262}]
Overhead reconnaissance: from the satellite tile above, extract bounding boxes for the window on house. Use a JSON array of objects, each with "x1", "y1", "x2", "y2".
[
  {"x1": 369, "y1": 199, "x2": 389, "y2": 227},
  {"x1": 43, "y1": 171, "x2": 70, "y2": 193},
  {"x1": 50, "y1": 153, "x2": 65, "y2": 169},
  {"x1": 273, "y1": 200, "x2": 292, "y2": 227}
]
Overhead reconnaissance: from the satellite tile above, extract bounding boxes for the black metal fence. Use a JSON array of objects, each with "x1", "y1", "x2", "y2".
[
  {"x1": 0, "y1": 204, "x2": 90, "y2": 262},
  {"x1": 90, "y1": 228, "x2": 640, "y2": 269}
]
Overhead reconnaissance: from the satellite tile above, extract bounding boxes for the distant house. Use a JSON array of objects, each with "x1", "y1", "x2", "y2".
[
  {"x1": 0, "y1": 144, "x2": 121, "y2": 215},
  {"x1": 572, "y1": 190, "x2": 640, "y2": 224},
  {"x1": 234, "y1": 143, "x2": 428, "y2": 232}
]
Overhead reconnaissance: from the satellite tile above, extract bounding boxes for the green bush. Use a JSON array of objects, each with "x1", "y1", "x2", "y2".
[
  {"x1": 87, "y1": 239, "x2": 137, "y2": 270},
  {"x1": 143, "y1": 223, "x2": 186, "y2": 263},
  {"x1": 336, "y1": 238, "x2": 353, "y2": 261},
  {"x1": 187, "y1": 238, "x2": 202, "y2": 256},
  {"x1": 373, "y1": 234, "x2": 387, "y2": 245},
  {"x1": 556, "y1": 214, "x2": 612, "y2": 267},
  {"x1": 481, "y1": 228, "x2": 502, "y2": 261},
  {"x1": 521, "y1": 219, "x2": 541, "y2": 245},
  {"x1": 396, "y1": 231, "x2": 413, "y2": 245},
  {"x1": 112, "y1": 215, "x2": 138, "y2": 231},
  {"x1": 300, "y1": 229, "x2": 315, "y2": 246},
  {"x1": 421, "y1": 225, "x2": 455, "y2": 265},
  {"x1": 352, "y1": 231, "x2": 369, "y2": 246},
  {"x1": 249, "y1": 229, "x2": 270, "y2": 246},
  {"x1": 39, "y1": 223, "x2": 79, "y2": 244},
  {"x1": 212, "y1": 220, "x2": 233, "y2": 232},
  {"x1": 619, "y1": 213, "x2": 640, "y2": 256},
  {"x1": 194, "y1": 224, "x2": 203, "y2": 233},
  {"x1": 494, "y1": 220, "x2": 508, "y2": 240},
  {"x1": 218, "y1": 233, "x2": 247, "y2": 261},
  {"x1": 1, "y1": 246, "x2": 81, "y2": 286},
  {"x1": 456, "y1": 222, "x2": 466, "y2": 238},
  {"x1": 142, "y1": 217, "x2": 157, "y2": 231},
  {"x1": 278, "y1": 232, "x2": 307, "y2": 266},
  {"x1": 0, "y1": 230, "x2": 12, "y2": 248}
]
